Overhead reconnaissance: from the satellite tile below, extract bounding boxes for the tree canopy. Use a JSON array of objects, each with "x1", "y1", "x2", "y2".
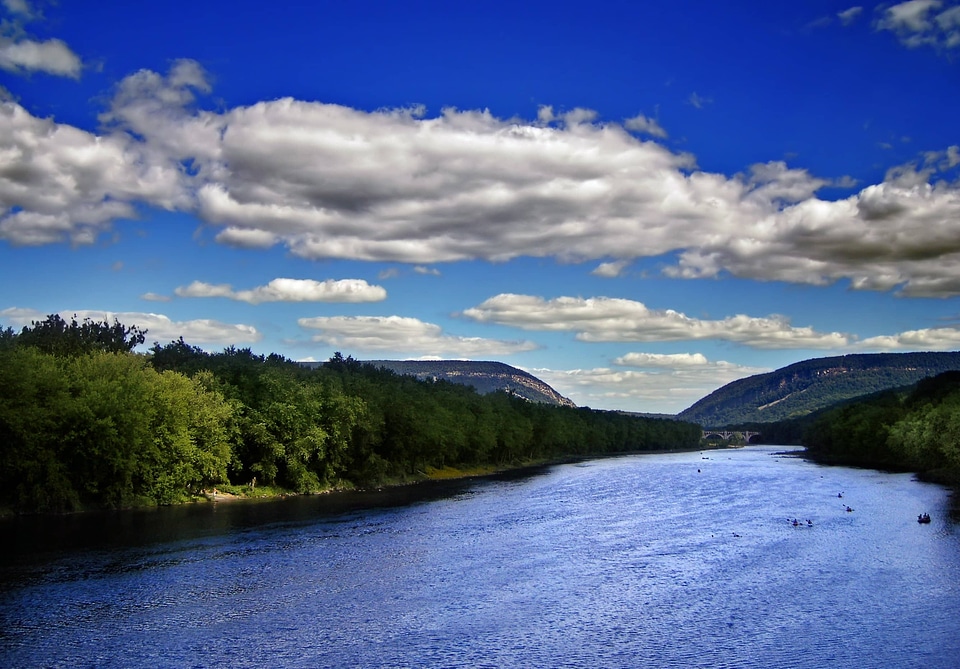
[
  {"x1": 13, "y1": 314, "x2": 146, "y2": 356},
  {"x1": 802, "y1": 371, "x2": 960, "y2": 484},
  {"x1": 0, "y1": 322, "x2": 702, "y2": 513}
]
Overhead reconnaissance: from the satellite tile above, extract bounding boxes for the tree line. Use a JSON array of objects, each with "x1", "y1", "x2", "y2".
[
  {"x1": 0, "y1": 315, "x2": 702, "y2": 513},
  {"x1": 801, "y1": 371, "x2": 960, "y2": 485}
]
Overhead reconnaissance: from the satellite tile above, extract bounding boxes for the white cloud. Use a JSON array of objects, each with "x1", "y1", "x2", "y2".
[
  {"x1": 664, "y1": 156, "x2": 960, "y2": 297},
  {"x1": 0, "y1": 38, "x2": 81, "y2": 78},
  {"x1": 413, "y1": 266, "x2": 441, "y2": 276},
  {"x1": 529, "y1": 355, "x2": 770, "y2": 413},
  {"x1": 857, "y1": 327, "x2": 960, "y2": 350},
  {"x1": 838, "y1": 6, "x2": 864, "y2": 25},
  {"x1": 876, "y1": 0, "x2": 960, "y2": 49},
  {"x1": 2, "y1": 0, "x2": 34, "y2": 17},
  {"x1": 615, "y1": 352, "x2": 711, "y2": 368},
  {"x1": 140, "y1": 292, "x2": 171, "y2": 302},
  {"x1": 688, "y1": 92, "x2": 712, "y2": 109},
  {"x1": 0, "y1": 2, "x2": 81, "y2": 78},
  {"x1": 5, "y1": 61, "x2": 960, "y2": 296},
  {"x1": 591, "y1": 260, "x2": 629, "y2": 278},
  {"x1": 378, "y1": 268, "x2": 401, "y2": 280},
  {"x1": 462, "y1": 294, "x2": 850, "y2": 349},
  {"x1": 0, "y1": 307, "x2": 260, "y2": 345},
  {"x1": 0, "y1": 306, "x2": 43, "y2": 326},
  {"x1": 297, "y1": 315, "x2": 539, "y2": 357},
  {"x1": 0, "y1": 98, "x2": 187, "y2": 245},
  {"x1": 174, "y1": 278, "x2": 387, "y2": 304},
  {"x1": 623, "y1": 113, "x2": 667, "y2": 139}
]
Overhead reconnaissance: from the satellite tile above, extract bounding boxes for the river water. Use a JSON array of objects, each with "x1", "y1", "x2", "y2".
[{"x1": 2, "y1": 446, "x2": 959, "y2": 668}]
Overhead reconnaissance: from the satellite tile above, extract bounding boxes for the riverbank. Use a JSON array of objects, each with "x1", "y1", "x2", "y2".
[{"x1": 2, "y1": 444, "x2": 730, "y2": 518}]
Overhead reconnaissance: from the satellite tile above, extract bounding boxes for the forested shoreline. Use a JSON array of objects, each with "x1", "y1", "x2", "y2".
[
  {"x1": 801, "y1": 371, "x2": 960, "y2": 487},
  {"x1": 0, "y1": 316, "x2": 702, "y2": 514}
]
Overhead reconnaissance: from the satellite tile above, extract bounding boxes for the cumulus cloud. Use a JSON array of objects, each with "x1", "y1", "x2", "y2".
[
  {"x1": 0, "y1": 307, "x2": 260, "y2": 345},
  {"x1": 462, "y1": 294, "x2": 850, "y2": 349},
  {"x1": 297, "y1": 315, "x2": 538, "y2": 357},
  {"x1": 615, "y1": 352, "x2": 711, "y2": 368},
  {"x1": 876, "y1": 0, "x2": 960, "y2": 49},
  {"x1": 2, "y1": 0, "x2": 33, "y2": 17},
  {"x1": 623, "y1": 113, "x2": 667, "y2": 138},
  {"x1": 174, "y1": 278, "x2": 387, "y2": 304},
  {"x1": 5, "y1": 60, "x2": 960, "y2": 296},
  {"x1": 665, "y1": 154, "x2": 960, "y2": 297},
  {"x1": 0, "y1": 38, "x2": 82, "y2": 78},
  {"x1": 857, "y1": 327, "x2": 960, "y2": 350},
  {"x1": 0, "y1": 97, "x2": 187, "y2": 245},
  {"x1": 0, "y1": 2, "x2": 82, "y2": 78},
  {"x1": 529, "y1": 355, "x2": 770, "y2": 413},
  {"x1": 591, "y1": 260, "x2": 629, "y2": 278}
]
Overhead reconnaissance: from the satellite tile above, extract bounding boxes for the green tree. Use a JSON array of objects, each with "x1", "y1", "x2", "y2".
[
  {"x1": 142, "y1": 369, "x2": 237, "y2": 504},
  {"x1": 18, "y1": 314, "x2": 146, "y2": 356},
  {"x1": 0, "y1": 346, "x2": 78, "y2": 511}
]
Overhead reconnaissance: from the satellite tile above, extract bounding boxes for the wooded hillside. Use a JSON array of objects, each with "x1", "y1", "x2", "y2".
[
  {"x1": 677, "y1": 352, "x2": 960, "y2": 426},
  {"x1": 802, "y1": 371, "x2": 960, "y2": 485}
]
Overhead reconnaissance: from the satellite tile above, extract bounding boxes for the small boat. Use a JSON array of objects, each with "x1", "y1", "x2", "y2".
[{"x1": 918, "y1": 513, "x2": 931, "y2": 524}]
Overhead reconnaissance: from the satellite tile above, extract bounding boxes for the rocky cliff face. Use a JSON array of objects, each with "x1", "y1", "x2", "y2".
[{"x1": 362, "y1": 360, "x2": 577, "y2": 407}]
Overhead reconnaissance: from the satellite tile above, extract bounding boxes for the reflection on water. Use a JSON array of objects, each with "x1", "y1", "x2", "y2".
[{"x1": 3, "y1": 446, "x2": 959, "y2": 668}]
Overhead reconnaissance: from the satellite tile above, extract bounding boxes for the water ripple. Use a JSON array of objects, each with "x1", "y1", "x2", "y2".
[{"x1": 2, "y1": 446, "x2": 959, "y2": 668}]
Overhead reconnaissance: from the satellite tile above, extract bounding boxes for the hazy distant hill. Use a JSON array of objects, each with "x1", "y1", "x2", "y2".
[
  {"x1": 343, "y1": 359, "x2": 577, "y2": 407},
  {"x1": 677, "y1": 351, "x2": 960, "y2": 426}
]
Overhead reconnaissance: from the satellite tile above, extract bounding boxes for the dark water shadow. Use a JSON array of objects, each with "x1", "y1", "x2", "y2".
[{"x1": 2, "y1": 464, "x2": 556, "y2": 570}]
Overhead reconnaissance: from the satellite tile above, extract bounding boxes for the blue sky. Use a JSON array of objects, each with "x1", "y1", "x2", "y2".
[{"x1": 2, "y1": 0, "x2": 959, "y2": 413}]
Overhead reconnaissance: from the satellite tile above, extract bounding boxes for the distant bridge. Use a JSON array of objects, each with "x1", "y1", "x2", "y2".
[{"x1": 702, "y1": 429, "x2": 761, "y2": 443}]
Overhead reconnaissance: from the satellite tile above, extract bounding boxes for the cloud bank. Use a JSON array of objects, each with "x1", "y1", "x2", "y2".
[
  {"x1": 462, "y1": 294, "x2": 850, "y2": 349},
  {"x1": 530, "y1": 353, "x2": 771, "y2": 412},
  {"x1": 174, "y1": 278, "x2": 387, "y2": 304},
  {"x1": 297, "y1": 315, "x2": 539, "y2": 358},
  {"x1": 3, "y1": 61, "x2": 960, "y2": 295}
]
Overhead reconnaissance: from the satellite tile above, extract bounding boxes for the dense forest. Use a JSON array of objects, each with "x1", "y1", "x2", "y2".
[
  {"x1": 677, "y1": 352, "x2": 960, "y2": 426},
  {"x1": 0, "y1": 315, "x2": 702, "y2": 514},
  {"x1": 800, "y1": 371, "x2": 960, "y2": 485}
]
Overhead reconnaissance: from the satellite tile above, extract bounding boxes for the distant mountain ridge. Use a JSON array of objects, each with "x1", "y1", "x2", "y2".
[
  {"x1": 359, "y1": 360, "x2": 577, "y2": 407},
  {"x1": 677, "y1": 351, "x2": 960, "y2": 426}
]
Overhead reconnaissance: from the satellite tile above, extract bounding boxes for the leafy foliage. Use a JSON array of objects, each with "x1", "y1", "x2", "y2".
[
  {"x1": 15, "y1": 314, "x2": 146, "y2": 356},
  {"x1": 0, "y1": 348, "x2": 233, "y2": 511},
  {"x1": 0, "y1": 323, "x2": 702, "y2": 513},
  {"x1": 802, "y1": 371, "x2": 960, "y2": 484}
]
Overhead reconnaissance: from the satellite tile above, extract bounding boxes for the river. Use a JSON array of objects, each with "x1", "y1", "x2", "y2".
[{"x1": 2, "y1": 445, "x2": 959, "y2": 668}]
